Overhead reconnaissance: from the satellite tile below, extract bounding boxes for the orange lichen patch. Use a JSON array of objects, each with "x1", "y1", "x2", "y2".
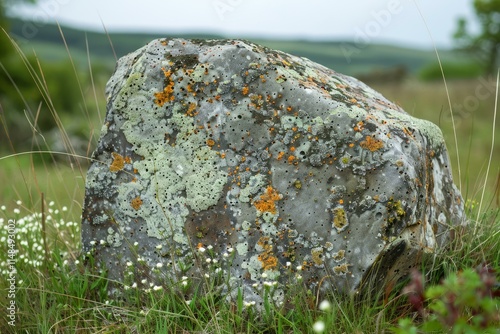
[
  {"x1": 154, "y1": 80, "x2": 175, "y2": 106},
  {"x1": 206, "y1": 138, "x2": 215, "y2": 147},
  {"x1": 186, "y1": 102, "x2": 197, "y2": 117},
  {"x1": 287, "y1": 155, "x2": 295, "y2": 163},
  {"x1": 277, "y1": 151, "x2": 285, "y2": 161},
  {"x1": 110, "y1": 152, "x2": 125, "y2": 172},
  {"x1": 257, "y1": 237, "x2": 277, "y2": 270},
  {"x1": 360, "y1": 136, "x2": 384, "y2": 152},
  {"x1": 349, "y1": 98, "x2": 357, "y2": 104},
  {"x1": 254, "y1": 186, "x2": 282, "y2": 214},
  {"x1": 242, "y1": 85, "x2": 249, "y2": 95},
  {"x1": 130, "y1": 196, "x2": 143, "y2": 210},
  {"x1": 353, "y1": 121, "x2": 364, "y2": 132},
  {"x1": 258, "y1": 252, "x2": 278, "y2": 270}
]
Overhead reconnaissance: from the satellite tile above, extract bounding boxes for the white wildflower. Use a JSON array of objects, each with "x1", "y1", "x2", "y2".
[
  {"x1": 312, "y1": 320, "x2": 325, "y2": 333},
  {"x1": 319, "y1": 300, "x2": 331, "y2": 311}
]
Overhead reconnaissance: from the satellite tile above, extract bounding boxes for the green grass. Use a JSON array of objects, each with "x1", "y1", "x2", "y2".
[{"x1": 0, "y1": 27, "x2": 499, "y2": 333}]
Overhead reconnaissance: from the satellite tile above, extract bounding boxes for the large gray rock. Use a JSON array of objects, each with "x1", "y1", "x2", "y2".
[{"x1": 82, "y1": 39, "x2": 466, "y2": 306}]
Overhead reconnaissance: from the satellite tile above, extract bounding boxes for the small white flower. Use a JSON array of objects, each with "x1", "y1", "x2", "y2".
[
  {"x1": 319, "y1": 300, "x2": 331, "y2": 311},
  {"x1": 198, "y1": 247, "x2": 206, "y2": 253},
  {"x1": 227, "y1": 247, "x2": 234, "y2": 253},
  {"x1": 141, "y1": 279, "x2": 147, "y2": 284},
  {"x1": 261, "y1": 272, "x2": 268, "y2": 278},
  {"x1": 182, "y1": 281, "x2": 188, "y2": 286},
  {"x1": 212, "y1": 258, "x2": 218, "y2": 264},
  {"x1": 1, "y1": 205, "x2": 6, "y2": 210},
  {"x1": 313, "y1": 320, "x2": 325, "y2": 333},
  {"x1": 131, "y1": 283, "x2": 137, "y2": 288},
  {"x1": 223, "y1": 252, "x2": 229, "y2": 258},
  {"x1": 286, "y1": 261, "x2": 291, "y2": 267},
  {"x1": 296, "y1": 265, "x2": 303, "y2": 271},
  {"x1": 144, "y1": 288, "x2": 151, "y2": 293},
  {"x1": 90, "y1": 240, "x2": 96, "y2": 246},
  {"x1": 62, "y1": 206, "x2": 68, "y2": 212},
  {"x1": 16, "y1": 200, "x2": 22, "y2": 205},
  {"x1": 74, "y1": 260, "x2": 80, "y2": 265},
  {"x1": 296, "y1": 274, "x2": 302, "y2": 280},
  {"x1": 155, "y1": 244, "x2": 162, "y2": 250},
  {"x1": 204, "y1": 273, "x2": 210, "y2": 278},
  {"x1": 126, "y1": 261, "x2": 133, "y2": 267},
  {"x1": 205, "y1": 258, "x2": 211, "y2": 263},
  {"x1": 252, "y1": 283, "x2": 259, "y2": 288},
  {"x1": 13, "y1": 208, "x2": 20, "y2": 214},
  {"x1": 105, "y1": 300, "x2": 110, "y2": 305},
  {"x1": 156, "y1": 263, "x2": 163, "y2": 268},
  {"x1": 153, "y1": 285, "x2": 162, "y2": 291},
  {"x1": 185, "y1": 300, "x2": 191, "y2": 305},
  {"x1": 207, "y1": 245, "x2": 213, "y2": 250},
  {"x1": 100, "y1": 240, "x2": 106, "y2": 245},
  {"x1": 49, "y1": 201, "x2": 55, "y2": 207},
  {"x1": 133, "y1": 242, "x2": 139, "y2": 246},
  {"x1": 124, "y1": 285, "x2": 130, "y2": 290},
  {"x1": 181, "y1": 276, "x2": 188, "y2": 281}
]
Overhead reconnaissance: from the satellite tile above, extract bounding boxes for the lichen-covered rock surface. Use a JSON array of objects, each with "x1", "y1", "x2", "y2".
[{"x1": 82, "y1": 38, "x2": 466, "y2": 306}]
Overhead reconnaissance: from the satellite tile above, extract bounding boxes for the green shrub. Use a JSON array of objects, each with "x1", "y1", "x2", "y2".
[
  {"x1": 418, "y1": 61, "x2": 484, "y2": 81},
  {"x1": 393, "y1": 266, "x2": 500, "y2": 334}
]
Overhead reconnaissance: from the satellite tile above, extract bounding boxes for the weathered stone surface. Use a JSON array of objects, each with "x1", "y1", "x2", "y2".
[{"x1": 82, "y1": 39, "x2": 466, "y2": 305}]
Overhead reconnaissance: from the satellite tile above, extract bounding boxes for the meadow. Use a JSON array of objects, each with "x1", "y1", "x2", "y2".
[{"x1": 0, "y1": 22, "x2": 499, "y2": 333}]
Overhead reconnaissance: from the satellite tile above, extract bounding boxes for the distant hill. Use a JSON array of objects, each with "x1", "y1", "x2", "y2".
[{"x1": 7, "y1": 17, "x2": 468, "y2": 77}]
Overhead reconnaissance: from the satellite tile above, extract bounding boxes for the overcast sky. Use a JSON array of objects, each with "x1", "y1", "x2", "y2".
[{"x1": 9, "y1": 0, "x2": 477, "y2": 49}]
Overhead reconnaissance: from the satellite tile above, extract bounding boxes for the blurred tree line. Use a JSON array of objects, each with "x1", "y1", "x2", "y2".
[
  {"x1": 0, "y1": 0, "x2": 94, "y2": 156},
  {"x1": 454, "y1": 0, "x2": 500, "y2": 75}
]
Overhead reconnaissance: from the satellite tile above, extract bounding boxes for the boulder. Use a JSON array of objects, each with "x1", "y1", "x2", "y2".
[{"x1": 81, "y1": 39, "x2": 466, "y2": 306}]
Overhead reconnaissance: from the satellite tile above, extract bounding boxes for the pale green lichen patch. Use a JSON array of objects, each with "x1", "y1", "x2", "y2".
[{"x1": 311, "y1": 247, "x2": 324, "y2": 266}]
